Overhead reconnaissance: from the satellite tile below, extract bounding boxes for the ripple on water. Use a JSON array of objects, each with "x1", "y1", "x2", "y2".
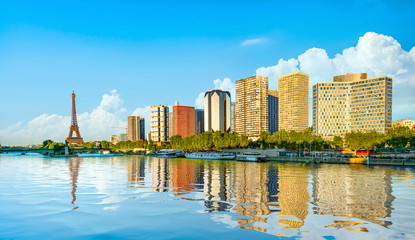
[{"x1": 0, "y1": 155, "x2": 415, "y2": 239}]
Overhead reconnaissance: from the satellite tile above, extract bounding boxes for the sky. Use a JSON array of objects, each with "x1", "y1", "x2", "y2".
[{"x1": 0, "y1": 0, "x2": 414, "y2": 145}]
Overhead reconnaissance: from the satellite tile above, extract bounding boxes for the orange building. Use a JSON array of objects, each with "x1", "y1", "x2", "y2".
[{"x1": 173, "y1": 102, "x2": 195, "y2": 138}]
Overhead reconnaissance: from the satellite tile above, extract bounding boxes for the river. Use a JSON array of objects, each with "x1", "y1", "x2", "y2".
[{"x1": 1, "y1": 153, "x2": 414, "y2": 239}]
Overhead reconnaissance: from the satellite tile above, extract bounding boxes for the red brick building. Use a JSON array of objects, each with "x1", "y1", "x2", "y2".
[{"x1": 173, "y1": 104, "x2": 195, "y2": 138}]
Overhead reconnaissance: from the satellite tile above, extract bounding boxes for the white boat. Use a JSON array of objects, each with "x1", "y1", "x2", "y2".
[
  {"x1": 185, "y1": 152, "x2": 235, "y2": 160},
  {"x1": 150, "y1": 149, "x2": 185, "y2": 158},
  {"x1": 236, "y1": 152, "x2": 266, "y2": 162}
]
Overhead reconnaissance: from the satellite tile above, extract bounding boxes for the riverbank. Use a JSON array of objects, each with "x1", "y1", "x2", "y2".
[{"x1": 265, "y1": 156, "x2": 415, "y2": 166}]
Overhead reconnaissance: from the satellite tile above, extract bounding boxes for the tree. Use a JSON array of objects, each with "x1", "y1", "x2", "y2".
[
  {"x1": 345, "y1": 131, "x2": 364, "y2": 152},
  {"x1": 43, "y1": 139, "x2": 53, "y2": 147},
  {"x1": 240, "y1": 134, "x2": 250, "y2": 148},
  {"x1": 332, "y1": 136, "x2": 343, "y2": 149},
  {"x1": 100, "y1": 140, "x2": 109, "y2": 149},
  {"x1": 386, "y1": 126, "x2": 411, "y2": 156},
  {"x1": 409, "y1": 129, "x2": 415, "y2": 148}
]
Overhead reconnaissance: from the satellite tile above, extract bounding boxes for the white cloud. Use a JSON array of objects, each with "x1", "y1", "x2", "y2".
[
  {"x1": 194, "y1": 78, "x2": 236, "y2": 109},
  {"x1": 241, "y1": 38, "x2": 267, "y2": 46},
  {"x1": 195, "y1": 92, "x2": 205, "y2": 109},
  {"x1": 0, "y1": 90, "x2": 128, "y2": 145},
  {"x1": 256, "y1": 32, "x2": 415, "y2": 121}
]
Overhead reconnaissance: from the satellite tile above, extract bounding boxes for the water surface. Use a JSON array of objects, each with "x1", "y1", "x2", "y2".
[{"x1": 1, "y1": 153, "x2": 414, "y2": 239}]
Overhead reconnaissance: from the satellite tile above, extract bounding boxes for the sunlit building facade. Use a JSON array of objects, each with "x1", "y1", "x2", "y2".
[
  {"x1": 393, "y1": 119, "x2": 414, "y2": 129},
  {"x1": 127, "y1": 116, "x2": 145, "y2": 141},
  {"x1": 110, "y1": 135, "x2": 118, "y2": 145},
  {"x1": 150, "y1": 105, "x2": 169, "y2": 143},
  {"x1": 313, "y1": 73, "x2": 393, "y2": 140},
  {"x1": 235, "y1": 75, "x2": 268, "y2": 139},
  {"x1": 173, "y1": 102, "x2": 195, "y2": 138},
  {"x1": 204, "y1": 90, "x2": 231, "y2": 132},
  {"x1": 278, "y1": 72, "x2": 309, "y2": 132},
  {"x1": 231, "y1": 102, "x2": 236, "y2": 132}
]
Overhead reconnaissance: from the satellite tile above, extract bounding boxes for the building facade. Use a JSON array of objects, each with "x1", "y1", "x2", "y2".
[
  {"x1": 268, "y1": 90, "x2": 279, "y2": 135},
  {"x1": 235, "y1": 75, "x2": 268, "y2": 138},
  {"x1": 312, "y1": 73, "x2": 393, "y2": 140},
  {"x1": 110, "y1": 135, "x2": 118, "y2": 145},
  {"x1": 393, "y1": 119, "x2": 415, "y2": 129},
  {"x1": 278, "y1": 72, "x2": 309, "y2": 132},
  {"x1": 168, "y1": 112, "x2": 173, "y2": 140},
  {"x1": 150, "y1": 105, "x2": 169, "y2": 143},
  {"x1": 204, "y1": 90, "x2": 231, "y2": 132},
  {"x1": 231, "y1": 102, "x2": 236, "y2": 132},
  {"x1": 173, "y1": 102, "x2": 195, "y2": 138},
  {"x1": 127, "y1": 116, "x2": 145, "y2": 141},
  {"x1": 195, "y1": 109, "x2": 205, "y2": 135},
  {"x1": 119, "y1": 133, "x2": 128, "y2": 141}
]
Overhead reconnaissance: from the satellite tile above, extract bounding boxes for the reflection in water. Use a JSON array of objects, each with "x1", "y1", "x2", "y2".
[
  {"x1": 276, "y1": 164, "x2": 310, "y2": 229},
  {"x1": 127, "y1": 158, "x2": 145, "y2": 186},
  {"x1": 142, "y1": 158, "x2": 401, "y2": 235},
  {"x1": 311, "y1": 164, "x2": 395, "y2": 228},
  {"x1": 151, "y1": 158, "x2": 172, "y2": 192},
  {"x1": 68, "y1": 158, "x2": 82, "y2": 206}
]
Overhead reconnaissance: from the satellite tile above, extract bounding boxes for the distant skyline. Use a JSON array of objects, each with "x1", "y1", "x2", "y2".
[{"x1": 1, "y1": 1, "x2": 414, "y2": 145}]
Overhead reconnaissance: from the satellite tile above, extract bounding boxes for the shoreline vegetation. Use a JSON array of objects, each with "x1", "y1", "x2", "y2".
[
  {"x1": 2, "y1": 126, "x2": 415, "y2": 154},
  {"x1": 2, "y1": 126, "x2": 415, "y2": 166}
]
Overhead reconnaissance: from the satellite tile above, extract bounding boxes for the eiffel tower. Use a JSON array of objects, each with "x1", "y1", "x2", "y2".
[{"x1": 66, "y1": 90, "x2": 84, "y2": 145}]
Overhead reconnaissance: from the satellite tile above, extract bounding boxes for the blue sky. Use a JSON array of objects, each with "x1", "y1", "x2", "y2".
[{"x1": 1, "y1": 0, "x2": 415, "y2": 144}]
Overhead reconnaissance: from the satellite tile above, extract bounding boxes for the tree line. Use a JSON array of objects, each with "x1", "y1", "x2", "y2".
[{"x1": 40, "y1": 126, "x2": 415, "y2": 154}]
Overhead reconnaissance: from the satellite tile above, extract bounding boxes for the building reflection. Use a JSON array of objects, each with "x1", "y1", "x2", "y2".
[
  {"x1": 150, "y1": 158, "x2": 172, "y2": 192},
  {"x1": 311, "y1": 164, "x2": 395, "y2": 228},
  {"x1": 68, "y1": 158, "x2": 82, "y2": 207},
  {"x1": 127, "y1": 158, "x2": 145, "y2": 186},
  {"x1": 275, "y1": 164, "x2": 310, "y2": 229},
  {"x1": 171, "y1": 160, "x2": 196, "y2": 196},
  {"x1": 203, "y1": 162, "x2": 233, "y2": 212},
  {"x1": 144, "y1": 157, "x2": 398, "y2": 235}
]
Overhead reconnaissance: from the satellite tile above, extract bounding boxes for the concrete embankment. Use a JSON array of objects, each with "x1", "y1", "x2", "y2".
[
  {"x1": 221, "y1": 148, "x2": 415, "y2": 166},
  {"x1": 266, "y1": 156, "x2": 415, "y2": 166}
]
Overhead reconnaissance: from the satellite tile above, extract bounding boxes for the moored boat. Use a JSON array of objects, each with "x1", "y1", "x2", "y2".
[
  {"x1": 236, "y1": 152, "x2": 266, "y2": 162},
  {"x1": 185, "y1": 152, "x2": 235, "y2": 160},
  {"x1": 148, "y1": 149, "x2": 185, "y2": 158}
]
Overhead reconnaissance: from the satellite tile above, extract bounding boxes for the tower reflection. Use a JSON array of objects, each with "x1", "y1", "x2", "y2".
[{"x1": 68, "y1": 158, "x2": 82, "y2": 207}]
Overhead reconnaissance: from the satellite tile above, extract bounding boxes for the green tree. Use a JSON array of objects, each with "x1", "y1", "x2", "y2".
[
  {"x1": 332, "y1": 136, "x2": 343, "y2": 149},
  {"x1": 100, "y1": 140, "x2": 109, "y2": 149},
  {"x1": 409, "y1": 129, "x2": 415, "y2": 148},
  {"x1": 386, "y1": 126, "x2": 411, "y2": 156},
  {"x1": 43, "y1": 139, "x2": 53, "y2": 148},
  {"x1": 240, "y1": 134, "x2": 250, "y2": 148}
]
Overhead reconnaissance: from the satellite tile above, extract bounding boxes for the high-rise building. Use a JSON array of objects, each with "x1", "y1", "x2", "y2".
[
  {"x1": 110, "y1": 135, "x2": 118, "y2": 145},
  {"x1": 393, "y1": 119, "x2": 414, "y2": 129},
  {"x1": 168, "y1": 112, "x2": 173, "y2": 140},
  {"x1": 173, "y1": 102, "x2": 195, "y2": 138},
  {"x1": 150, "y1": 105, "x2": 169, "y2": 143},
  {"x1": 195, "y1": 109, "x2": 205, "y2": 135},
  {"x1": 312, "y1": 73, "x2": 393, "y2": 140},
  {"x1": 235, "y1": 75, "x2": 268, "y2": 138},
  {"x1": 268, "y1": 90, "x2": 279, "y2": 135},
  {"x1": 119, "y1": 133, "x2": 128, "y2": 141},
  {"x1": 204, "y1": 90, "x2": 231, "y2": 132},
  {"x1": 127, "y1": 116, "x2": 145, "y2": 141},
  {"x1": 278, "y1": 72, "x2": 309, "y2": 132},
  {"x1": 231, "y1": 102, "x2": 236, "y2": 132}
]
